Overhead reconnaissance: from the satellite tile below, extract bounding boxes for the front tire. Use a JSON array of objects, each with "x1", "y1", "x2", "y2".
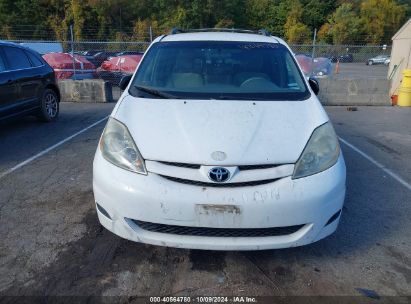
[{"x1": 38, "y1": 89, "x2": 59, "y2": 122}]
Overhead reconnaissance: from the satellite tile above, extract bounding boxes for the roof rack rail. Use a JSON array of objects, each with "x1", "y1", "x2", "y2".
[
  {"x1": 170, "y1": 28, "x2": 185, "y2": 35},
  {"x1": 257, "y1": 29, "x2": 271, "y2": 36},
  {"x1": 169, "y1": 28, "x2": 271, "y2": 36}
]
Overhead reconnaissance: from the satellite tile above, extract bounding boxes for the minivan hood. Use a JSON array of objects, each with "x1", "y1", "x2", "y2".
[{"x1": 114, "y1": 96, "x2": 329, "y2": 165}]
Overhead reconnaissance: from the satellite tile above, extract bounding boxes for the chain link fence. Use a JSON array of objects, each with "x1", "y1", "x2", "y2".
[
  {"x1": 290, "y1": 44, "x2": 391, "y2": 63},
  {"x1": 2, "y1": 35, "x2": 391, "y2": 85}
]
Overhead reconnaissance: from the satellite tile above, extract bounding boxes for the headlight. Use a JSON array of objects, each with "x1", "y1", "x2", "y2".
[
  {"x1": 99, "y1": 118, "x2": 147, "y2": 174},
  {"x1": 293, "y1": 122, "x2": 340, "y2": 179}
]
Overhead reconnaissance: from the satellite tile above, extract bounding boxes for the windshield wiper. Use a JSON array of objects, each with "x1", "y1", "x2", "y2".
[
  {"x1": 215, "y1": 95, "x2": 261, "y2": 100},
  {"x1": 135, "y1": 85, "x2": 180, "y2": 99}
]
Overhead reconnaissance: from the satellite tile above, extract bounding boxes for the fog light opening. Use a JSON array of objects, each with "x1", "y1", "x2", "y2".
[
  {"x1": 325, "y1": 209, "x2": 342, "y2": 226},
  {"x1": 96, "y1": 203, "x2": 112, "y2": 220}
]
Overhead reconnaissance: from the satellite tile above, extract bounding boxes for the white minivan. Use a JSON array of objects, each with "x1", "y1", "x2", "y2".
[{"x1": 93, "y1": 29, "x2": 346, "y2": 250}]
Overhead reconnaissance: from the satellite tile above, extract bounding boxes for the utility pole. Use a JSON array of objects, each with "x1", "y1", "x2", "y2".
[
  {"x1": 70, "y1": 24, "x2": 76, "y2": 79},
  {"x1": 310, "y1": 28, "x2": 317, "y2": 77}
]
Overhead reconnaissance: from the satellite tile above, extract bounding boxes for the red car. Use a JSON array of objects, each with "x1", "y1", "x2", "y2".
[
  {"x1": 97, "y1": 54, "x2": 143, "y2": 85},
  {"x1": 295, "y1": 55, "x2": 333, "y2": 78},
  {"x1": 42, "y1": 53, "x2": 96, "y2": 80}
]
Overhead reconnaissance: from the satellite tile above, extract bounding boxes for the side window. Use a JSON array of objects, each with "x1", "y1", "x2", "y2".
[
  {"x1": 26, "y1": 51, "x2": 43, "y2": 67},
  {"x1": 0, "y1": 50, "x2": 6, "y2": 72},
  {"x1": 3, "y1": 46, "x2": 32, "y2": 70},
  {"x1": 285, "y1": 52, "x2": 305, "y2": 92}
]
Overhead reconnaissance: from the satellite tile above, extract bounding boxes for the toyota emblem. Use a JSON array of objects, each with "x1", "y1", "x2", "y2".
[{"x1": 208, "y1": 167, "x2": 230, "y2": 183}]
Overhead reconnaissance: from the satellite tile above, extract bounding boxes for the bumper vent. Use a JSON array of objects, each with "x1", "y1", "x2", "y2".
[
  {"x1": 132, "y1": 220, "x2": 304, "y2": 237},
  {"x1": 160, "y1": 175, "x2": 280, "y2": 187},
  {"x1": 325, "y1": 209, "x2": 342, "y2": 226},
  {"x1": 96, "y1": 203, "x2": 111, "y2": 220}
]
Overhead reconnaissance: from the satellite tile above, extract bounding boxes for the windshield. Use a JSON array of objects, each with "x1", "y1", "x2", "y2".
[{"x1": 129, "y1": 41, "x2": 309, "y2": 100}]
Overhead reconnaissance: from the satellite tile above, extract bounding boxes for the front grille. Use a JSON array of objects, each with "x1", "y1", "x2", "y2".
[
  {"x1": 158, "y1": 161, "x2": 201, "y2": 169},
  {"x1": 132, "y1": 219, "x2": 304, "y2": 237},
  {"x1": 238, "y1": 164, "x2": 284, "y2": 171},
  {"x1": 160, "y1": 175, "x2": 280, "y2": 187},
  {"x1": 158, "y1": 161, "x2": 283, "y2": 171}
]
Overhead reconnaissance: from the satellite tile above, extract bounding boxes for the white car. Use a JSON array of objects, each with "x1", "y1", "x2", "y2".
[
  {"x1": 93, "y1": 29, "x2": 346, "y2": 250},
  {"x1": 367, "y1": 55, "x2": 390, "y2": 65}
]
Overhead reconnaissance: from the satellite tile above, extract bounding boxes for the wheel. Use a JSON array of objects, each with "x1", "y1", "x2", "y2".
[
  {"x1": 37, "y1": 89, "x2": 59, "y2": 122},
  {"x1": 368, "y1": 60, "x2": 373, "y2": 66}
]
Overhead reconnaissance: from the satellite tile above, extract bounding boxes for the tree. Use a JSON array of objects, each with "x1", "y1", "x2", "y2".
[
  {"x1": 284, "y1": 0, "x2": 311, "y2": 43},
  {"x1": 245, "y1": 0, "x2": 290, "y2": 37},
  {"x1": 360, "y1": 0, "x2": 408, "y2": 44},
  {"x1": 301, "y1": 0, "x2": 336, "y2": 30},
  {"x1": 70, "y1": 0, "x2": 86, "y2": 40},
  {"x1": 212, "y1": 0, "x2": 247, "y2": 28},
  {"x1": 42, "y1": 0, "x2": 70, "y2": 41},
  {"x1": 132, "y1": 19, "x2": 162, "y2": 41},
  {"x1": 317, "y1": 23, "x2": 332, "y2": 44},
  {"x1": 215, "y1": 19, "x2": 235, "y2": 28},
  {"x1": 0, "y1": 0, "x2": 51, "y2": 39},
  {"x1": 0, "y1": 0, "x2": 409, "y2": 45},
  {"x1": 319, "y1": 3, "x2": 361, "y2": 44}
]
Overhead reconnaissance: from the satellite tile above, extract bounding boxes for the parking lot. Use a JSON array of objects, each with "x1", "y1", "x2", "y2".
[
  {"x1": 0, "y1": 102, "x2": 410, "y2": 301},
  {"x1": 335, "y1": 63, "x2": 389, "y2": 79}
]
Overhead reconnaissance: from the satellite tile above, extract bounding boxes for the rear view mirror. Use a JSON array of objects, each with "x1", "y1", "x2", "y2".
[
  {"x1": 119, "y1": 75, "x2": 132, "y2": 90},
  {"x1": 308, "y1": 77, "x2": 320, "y2": 95}
]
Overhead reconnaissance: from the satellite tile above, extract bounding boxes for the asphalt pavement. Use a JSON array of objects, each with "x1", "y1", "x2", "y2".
[
  {"x1": 333, "y1": 62, "x2": 389, "y2": 79},
  {"x1": 0, "y1": 102, "x2": 410, "y2": 301}
]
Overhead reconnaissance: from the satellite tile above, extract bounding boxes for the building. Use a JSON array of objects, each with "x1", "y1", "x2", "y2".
[{"x1": 389, "y1": 18, "x2": 411, "y2": 97}]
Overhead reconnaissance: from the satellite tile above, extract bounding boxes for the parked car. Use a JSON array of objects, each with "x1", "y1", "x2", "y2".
[
  {"x1": 114, "y1": 51, "x2": 144, "y2": 57},
  {"x1": 89, "y1": 51, "x2": 118, "y2": 67},
  {"x1": 0, "y1": 41, "x2": 60, "y2": 122},
  {"x1": 82, "y1": 50, "x2": 103, "y2": 62},
  {"x1": 294, "y1": 52, "x2": 312, "y2": 58},
  {"x1": 42, "y1": 52, "x2": 96, "y2": 80},
  {"x1": 107, "y1": 51, "x2": 144, "y2": 61},
  {"x1": 19, "y1": 42, "x2": 63, "y2": 55},
  {"x1": 328, "y1": 54, "x2": 353, "y2": 63},
  {"x1": 97, "y1": 54, "x2": 143, "y2": 85},
  {"x1": 296, "y1": 55, "x2": 333, "y2": 78},
  {"x1": 93, "y1": 29, "x2": 346, "y2": 250},
  {"x1": 366, "y1": 55, "x2": 390, "y2": 65},
  {"x1": 337, "y1": 54, "x2": 353, "y2": 63},
  {"x1": 83, "y1": 50, "x2": 103, "y2": 56}
]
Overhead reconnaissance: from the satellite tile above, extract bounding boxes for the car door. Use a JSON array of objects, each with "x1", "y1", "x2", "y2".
[
  {"x1": 0, "y1": 46, "x2": 19, "y2": 119},
  {"x1": 24, "y1": 50, "x2": 47, "y2": 103},
  {"x1": 2, "y1": 46, "x2": 40, "y2": 113},
  {"x1": 376, "y1": 56, "x2": 385, "y2": 64}
]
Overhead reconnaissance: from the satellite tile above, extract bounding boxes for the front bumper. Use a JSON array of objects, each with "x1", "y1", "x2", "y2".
[{"x1": 93, "y1": 150, "x2": 346, "y2": 250}]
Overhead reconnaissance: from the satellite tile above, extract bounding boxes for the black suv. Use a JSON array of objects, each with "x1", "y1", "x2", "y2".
[
  {"x1": 0, "y1": 41, "x2": 60, "y2": 122},
  {"x1": 328, "y1": 54, "x2": 354, "y2": 63}
]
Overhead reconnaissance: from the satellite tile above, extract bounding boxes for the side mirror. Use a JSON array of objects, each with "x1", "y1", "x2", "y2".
[
  {"x1": 119, "y1": 75, "x2": 132, "y2": 90},
  {"x1": 308, "y1": 77, "x2": 320, "y2": 95}
]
